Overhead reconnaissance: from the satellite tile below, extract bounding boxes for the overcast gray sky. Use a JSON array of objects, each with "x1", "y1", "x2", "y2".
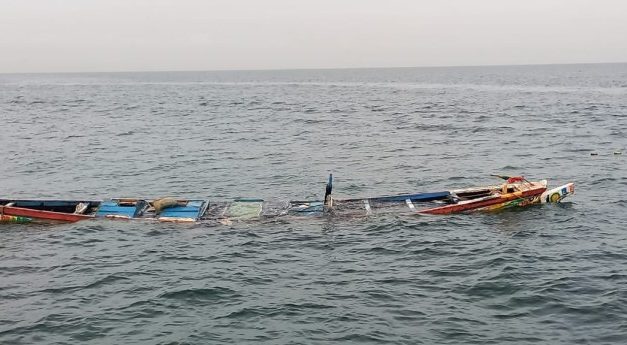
[{"x1": 1, "y1": 0, "x2": 626, "y2": 73}]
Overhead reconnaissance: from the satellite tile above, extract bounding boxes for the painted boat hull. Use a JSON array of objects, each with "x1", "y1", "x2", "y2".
[
  {"x1": 477, "y1": 182, "x2": 575, "y2": 212},
  {"x1": 418, "y1": 186, "x2": 547, "y2": 215},
  {"x1": 0, "y1": 205, "x2": 94, "y2": 222},
  {"x1": 0, "y1": 214, "x2": 33, "y2": 223},
  {"x1": 541, "y1": 183, "x2": 575, "y2": 203}
]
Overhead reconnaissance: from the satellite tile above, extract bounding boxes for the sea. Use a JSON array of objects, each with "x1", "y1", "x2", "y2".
[{"x1": 0, "y1": 63, "x2": 626, "y2": 344}]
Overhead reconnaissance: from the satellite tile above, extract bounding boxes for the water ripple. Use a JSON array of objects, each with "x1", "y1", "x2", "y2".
[{"x1": 1, "y1": 64, "x2": 626, "y2": 344}]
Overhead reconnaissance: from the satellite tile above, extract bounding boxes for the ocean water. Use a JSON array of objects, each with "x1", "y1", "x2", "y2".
[{"x1": 0, "y1": 63, "x2": 626, "y2": 344}]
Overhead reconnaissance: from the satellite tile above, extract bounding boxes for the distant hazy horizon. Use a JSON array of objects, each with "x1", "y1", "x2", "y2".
[
  {"x1": 2, "y1": 61, "x2": 627, "y2": 76},
  {"x1": 2, "y1": 0, "x2": 626, "y2": 74}
]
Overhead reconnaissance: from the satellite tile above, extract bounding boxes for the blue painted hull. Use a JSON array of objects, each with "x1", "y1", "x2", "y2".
[{"x1": 344, "y1": 191, "x2": 451, "y2": 203}]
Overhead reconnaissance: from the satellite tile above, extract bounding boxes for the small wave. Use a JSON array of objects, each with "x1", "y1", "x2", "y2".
[
  {"x1": 219, "y1": 302, "x2": 334, "y2": 320},
  {"x1": 159, "y1": 255, "x2": 218, "y2": 262},
  {"x1": 37, "y1": 274, "x2": 130, "y2": 294},
  {"x1": 353, "y1": 246, "x2": 402, "y2": 255},
  {"x1": 329, "y1": 332, "x2": 390, "y2": 343},
  {"x1": 159, "y1": 286, "x2": 240, "y2": 301},
  {"x1": 291, "y1": 118, "x2": 325, "y2": 124},
  {"x1": 500, "y1": 165, "x2": 523, "y2": 170},
  {"x1": 464, "y1": 280, "x2": 521, "y2": 297}
]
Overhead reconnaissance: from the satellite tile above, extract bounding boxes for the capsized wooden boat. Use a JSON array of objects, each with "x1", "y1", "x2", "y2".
[
  {"x1": 197, "y1": 175, "x2": 575, "y2": 222},
  {"x1": 0, "y1": 199, "x2": 101, "y2": 223},
  {"x1": 0, "y1": 175, "x2": 575, "y2": 224}
]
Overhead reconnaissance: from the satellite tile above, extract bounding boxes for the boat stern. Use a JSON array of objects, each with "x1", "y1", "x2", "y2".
[{"x1": 541, "y1": 182, "x2": 575, "y2": 203}]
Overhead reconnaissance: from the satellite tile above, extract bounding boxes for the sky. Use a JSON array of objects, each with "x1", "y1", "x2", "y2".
[{"x1": 1, "y1": 0, "x2": 626, "y2": 73}]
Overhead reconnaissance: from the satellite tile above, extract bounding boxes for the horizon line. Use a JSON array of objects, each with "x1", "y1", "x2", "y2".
[{"x1": 2, "y1": 61, "x2": 626, "y2": 76}]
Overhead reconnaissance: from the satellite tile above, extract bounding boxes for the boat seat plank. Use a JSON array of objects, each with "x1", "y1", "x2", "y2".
[
  {"x1": 96, "y1": 200, "x2": 146, "y2": 219},
  {"x1": 364, "y1": 200, "x2": 372, "y2": 215},
  {"x1": 405, "y1": 199, "x2": 416, "y2": 210},
  {"x1": 158, "y1": 200, "x2": 207, "y2": 222}
]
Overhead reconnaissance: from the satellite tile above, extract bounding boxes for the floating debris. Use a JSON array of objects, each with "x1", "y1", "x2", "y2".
[
  {"x1": 590, "y1": 152, "x2": 599, "y2": 156},
  {"x1": 614, "y1": 151, "x2": 622, "y2": 155}
]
